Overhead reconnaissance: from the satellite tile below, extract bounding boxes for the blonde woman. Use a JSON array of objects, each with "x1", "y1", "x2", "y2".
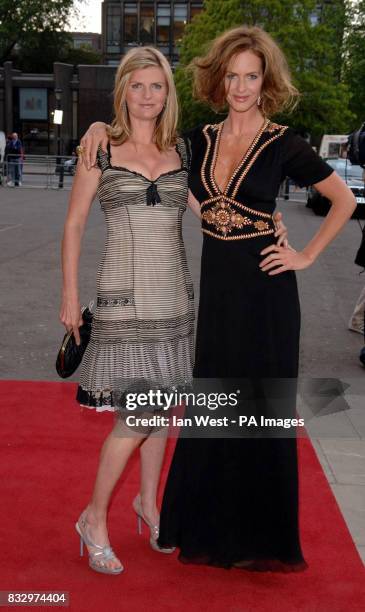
[{"x1": 60, "y1": 47, "x2": 195, "y2": 574}]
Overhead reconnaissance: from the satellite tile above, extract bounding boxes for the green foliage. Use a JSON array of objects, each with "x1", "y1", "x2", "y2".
[
  {"x1": 0, "y1": 0, "x2": 101, "y2": 72},
  {"x1": 343, "y1": 0, "x2": 365, "y2": 128},
  {"x1": 14, "y1": 33, "x2": 102, "y2": 73},
  {"x1": 12, "y1": 30, "x2": 72, "y2": 73},
  {"x1": 176, "y1": 0, "x2": 354, "y2": 137},
  {"x1": 0, "y1": 0, "x2": 78, "y2": 65},
  {"x1": 63, "y1": 45, "x2": 102, "y2": 67}
]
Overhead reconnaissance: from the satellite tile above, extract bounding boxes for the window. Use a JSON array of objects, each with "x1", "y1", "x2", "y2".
[
  {"x1": 73, "y1": 38, "x2": 93, "y2": 50},
  {"x1": 173, "y1": 3, "x2": 188, "y2": 44},
  {"x1": 107, "y1": 5, "x2": 121, "y2": 53},
  {"x1": 157, "y1": 4, "x2": 170, "y2": 44},
  {"x1": 309, "y1": 6, "x2": 322, "y2": 26},
  {"x1": 140, "y1": 3, "x2": 155, "y2": 44},
  {"x1": 124, "y1": 3, "x2": 138, "y2": 45}
]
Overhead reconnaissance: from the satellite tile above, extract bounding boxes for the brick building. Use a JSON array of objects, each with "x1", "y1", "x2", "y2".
[
  {"x1": 102, "y1": 1, "x2": 203, "y2": 65},
  {"x1": 0, "y1": 1, "x2": 203, "y2": 154}
]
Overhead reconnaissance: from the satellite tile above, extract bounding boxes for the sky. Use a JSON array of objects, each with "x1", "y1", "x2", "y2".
[{"x1": 68, "y1": 0, "x2": 103, "y2": 33}]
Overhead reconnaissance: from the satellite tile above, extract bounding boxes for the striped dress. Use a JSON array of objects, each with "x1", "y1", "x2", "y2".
[{"x1": 76, "y1": 138, "x2": 195, "y2": 411}]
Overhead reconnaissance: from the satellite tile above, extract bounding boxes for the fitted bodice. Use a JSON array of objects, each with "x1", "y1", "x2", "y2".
[
  {"x1": 92, "y1": 137, "x2": 194, "y2": 331},
  {"x1": 186, "y1": 121, "x2": 334, "y2": 243},
  {"x1": 96, "y1": 137, "x2": 189, "y2": 213}
]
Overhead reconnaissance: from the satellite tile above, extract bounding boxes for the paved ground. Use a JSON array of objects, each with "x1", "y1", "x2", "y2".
[{"x1": 1, "y1": 183, "x2": 365, "y2": 563}]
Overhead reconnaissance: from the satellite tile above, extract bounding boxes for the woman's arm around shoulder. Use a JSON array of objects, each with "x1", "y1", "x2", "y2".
[{"x1": 80, "y1": 122, "x2": 110, "y2": 170}]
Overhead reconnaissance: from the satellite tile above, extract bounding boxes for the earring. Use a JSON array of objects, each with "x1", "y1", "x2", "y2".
[{"x1": 257, "y1": 95, "x2": 262, "y2": 106}]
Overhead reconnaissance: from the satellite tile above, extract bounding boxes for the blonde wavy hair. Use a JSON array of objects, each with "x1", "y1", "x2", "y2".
[
  {"x1": 191, "y1": 26, "x2": 299, "y2": 117},
  {"x1": 107, "y1": 47, "x2": 178, "y2": 151}
]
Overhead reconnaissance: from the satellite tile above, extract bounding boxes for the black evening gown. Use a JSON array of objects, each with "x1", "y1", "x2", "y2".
[{"x1": 158, "y1": 120, "x2": 334, "y2": 571}]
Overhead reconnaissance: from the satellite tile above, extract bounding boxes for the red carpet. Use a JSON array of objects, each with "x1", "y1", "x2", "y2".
[{"x1": 0, "y1": 380, "x2": 364, "y2": 612}]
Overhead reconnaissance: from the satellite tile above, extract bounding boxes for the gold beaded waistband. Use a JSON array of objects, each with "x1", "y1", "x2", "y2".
[{"x1": 200, "y1": 195, "x2": 275, "y2": 241}]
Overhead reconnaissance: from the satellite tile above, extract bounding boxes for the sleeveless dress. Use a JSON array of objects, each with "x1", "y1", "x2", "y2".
[
  {"x1": 76, "y1": 138, "x2": 194, "y2": 411},
  {"x1": 158, "y1": 120, "x2": 334, "y2": 571}
]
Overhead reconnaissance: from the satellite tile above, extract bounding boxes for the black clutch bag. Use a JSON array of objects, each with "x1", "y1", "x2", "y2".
[{"x1": 56, "y1": 306, "x2": 93, "y2": 378}]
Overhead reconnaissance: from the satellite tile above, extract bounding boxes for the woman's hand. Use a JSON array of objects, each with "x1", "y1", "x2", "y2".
[
  {"x1": 261, "y1": 173, "x2": 356, "y2": 276},
  {"x1": 79, "y1": 122, "x2": 109, "y2": 170},
  {"x1": 59, "y1": 297, "x2": 83, "y2": 345},
  {"x1": 273, "y1": 211, "x2": 289, "y2": 247},
  {"x1": 259, "y1": 244, "x2": 314, "y2": 275}
]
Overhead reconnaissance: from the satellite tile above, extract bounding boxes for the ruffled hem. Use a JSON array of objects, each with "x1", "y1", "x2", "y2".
[
  {"x1": 77, "y1": 335, "x2": 194, "y2": 409},
  {"x1": 76, "y1": 386, "x2": 121, "y2": 411}
]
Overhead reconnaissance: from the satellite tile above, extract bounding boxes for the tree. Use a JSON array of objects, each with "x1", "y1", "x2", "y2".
[
  {"x1": 175, "y1": 0, "x2": 244, "y2": 130},
  {"x1": 343, "y1": 0, "x2": 365, "y2": 128},
  {"x1": 176, "y1": 0, "x2": 353, "y2": 138},
  {"x1": 62, "y1": 45, "x2": 102, "y2": 67},
  {"x1": 14, "y1": 32, "x2": 102, "y2": 73},
  {"x1": 0, "y1": 0, "x2": 78, "y2": 65},
  {"x1": 11, "y1": 30, "x2": 73, "y2": 73}
]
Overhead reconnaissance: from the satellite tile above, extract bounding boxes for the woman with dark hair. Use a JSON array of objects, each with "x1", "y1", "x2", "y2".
[
  {"x1": 80, "y1": 26, "x2": 355, "y2": 572},
  {"x1": 155, "y1": 26, "x2": 355, "y2": 571}
]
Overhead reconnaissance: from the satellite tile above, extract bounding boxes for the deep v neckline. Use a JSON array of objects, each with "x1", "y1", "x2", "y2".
[
  {"x1": 106, "y1": 141, "x2": 185, "y2": 182},
  {"x1": 211, "y1": 118, "x2": 269, "y2": 195}
]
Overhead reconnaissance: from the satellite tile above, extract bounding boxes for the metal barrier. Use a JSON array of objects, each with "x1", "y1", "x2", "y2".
[
  {"x1": 0, "y1": 154, "x2": 77, "y2": 189},
  {"x1": 0, "y1": 156, "x2": 307, "y2": 199}
]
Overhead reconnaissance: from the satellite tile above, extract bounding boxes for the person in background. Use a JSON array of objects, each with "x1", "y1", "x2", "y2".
[
  {"x1": 350, "y1": 202, "x2": 365, "y2": 335},
  {"x1": 4, "y1": 134, "x2": 12, "y2": 183},
  {"x1": 0, "y1": 130, "x2": 6, "y2": 185},
  {"x1": 6, "y1": 132, "x2": 22, "y2": 187},
  {"x1": 349, "y1": 286, "x2": 365, "y2": 335},
  {"x1": 19, "y1": 140, "x2": 25, "y2": 185}
]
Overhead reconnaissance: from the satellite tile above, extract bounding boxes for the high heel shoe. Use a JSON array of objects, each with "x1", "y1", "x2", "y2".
[
  {"x1": 75, "y1": 511, "x2": 124, "y2": 575},
  {"x1": 132, "y1": 495, "x2": 175, "y2": 554}
]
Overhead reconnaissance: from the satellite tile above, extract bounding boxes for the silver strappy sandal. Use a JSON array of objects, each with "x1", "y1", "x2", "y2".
[
  {"x1": 75, "y1": 512, "x2": 123, "y2": 575},
  {"x1": 132, "y1": 494, "x2": 175, "y2": 554}
]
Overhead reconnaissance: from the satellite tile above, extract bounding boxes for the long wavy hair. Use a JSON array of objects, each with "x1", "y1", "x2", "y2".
[
  {"x1": 107, "y1": 47, "x2": 178, "y2": 151},
  {"x1": 191, "y1": 26, "x2": 299, "y2": 117}
]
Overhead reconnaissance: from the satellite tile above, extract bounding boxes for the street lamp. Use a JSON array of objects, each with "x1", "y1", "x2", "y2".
[
  {"x1": 53, "y1": 88, "x2": 64, "y2": 188},
  {"x1": 54, "y1": 88, "x2": 63, "y2": 156}
]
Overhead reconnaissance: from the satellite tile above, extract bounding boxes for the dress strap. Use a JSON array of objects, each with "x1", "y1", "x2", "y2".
[
  {"x1": 96, "y1": 143, "x2": 109, "y2": 172},
  {"x1": 176, "y1": 137, "x2": 190, "y2": 170}
]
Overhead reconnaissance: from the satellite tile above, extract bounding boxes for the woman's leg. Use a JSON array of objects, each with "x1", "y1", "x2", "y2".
[
  {"x1": 81, "y1": 424, "x2": 144, "y2": 569},
  {"x1": 138, "y1": 430, "x2": 168, "y2": 525}
]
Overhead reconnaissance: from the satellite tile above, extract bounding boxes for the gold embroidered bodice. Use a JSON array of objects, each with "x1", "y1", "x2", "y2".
[{"x1": 199, "y1": 119, "x2": 288, "y2": 241}]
